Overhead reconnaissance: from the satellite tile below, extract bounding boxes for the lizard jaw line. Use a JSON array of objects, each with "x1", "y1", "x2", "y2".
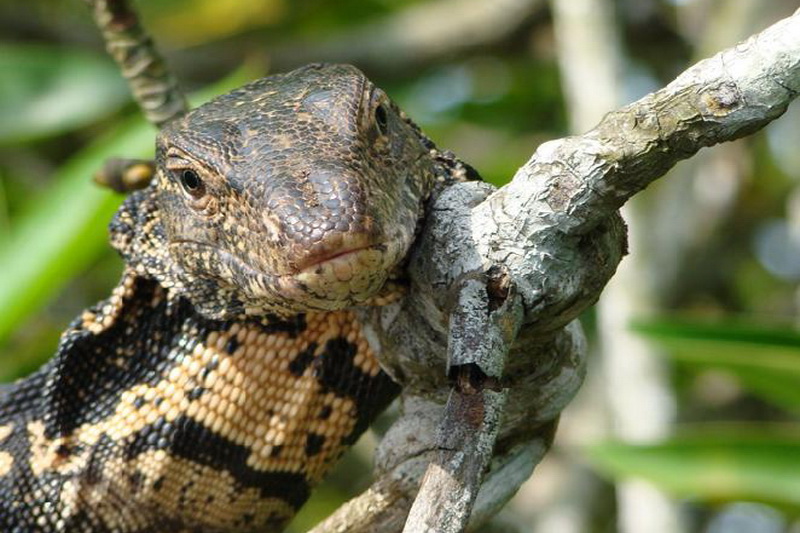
[
  {"x1": 295, "y1": 245, "x2": 379, "y2": 274},
  {"x1": 169, "y1": 240, "x2": 393, "y2": 312}
]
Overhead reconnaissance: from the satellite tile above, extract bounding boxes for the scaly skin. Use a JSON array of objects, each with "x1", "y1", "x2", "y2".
[{"x1": 0, "y1": 64, "x2": 478, "y2": 532}]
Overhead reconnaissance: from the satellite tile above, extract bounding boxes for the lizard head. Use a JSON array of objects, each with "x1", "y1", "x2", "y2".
[{"x1": 134, "y1": 64, "x2": 438, "y2": 317}]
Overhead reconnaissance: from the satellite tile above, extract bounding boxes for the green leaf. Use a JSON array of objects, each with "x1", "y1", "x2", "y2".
[
  {"x1": 0, "y1": 68, "x2": 256, "y2": 361},
  {"x1": 0, "y1": 118, "x2": 152, "y2": 353},
  {"x1": 585, "y1": 426, "x2": 800, "y2": 510},
  {"x1": 0, "y1": 44, "x2": 130, "y2": 144},
  {"x1": 632, "y1": 318, "x2": 800, "y2": 414}
]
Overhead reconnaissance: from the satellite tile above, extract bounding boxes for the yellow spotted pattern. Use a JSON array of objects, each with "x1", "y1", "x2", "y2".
[{"x1": 10, "y1": 273, "x2": 391, "y2": 531}]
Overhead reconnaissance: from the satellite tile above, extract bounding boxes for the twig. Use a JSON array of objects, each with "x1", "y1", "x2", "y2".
[
  {"x1": 403, "y1": 275, "x2": 521, "y2": 532},
  {"x1": 310, "y1": 400, "x2": 558, "y2": 533},
  {"x1": 84, "y1": 0, "x2": 188, "y2": 129}
]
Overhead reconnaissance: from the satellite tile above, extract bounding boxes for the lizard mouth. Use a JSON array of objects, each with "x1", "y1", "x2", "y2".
[
  {"x1": 295, "y1": 244, "x2": 384, "y2": 273},
  {"x1": 169, "y1": 239, "x2": 396, "y2": 313},
  {"x1": 293, "y1": 244, "x2": 389, "y2": 289}
]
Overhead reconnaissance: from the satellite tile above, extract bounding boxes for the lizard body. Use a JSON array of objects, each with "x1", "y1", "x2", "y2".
[{"x1": 0, "y1": 64, "x2": 478, "y2": 532}]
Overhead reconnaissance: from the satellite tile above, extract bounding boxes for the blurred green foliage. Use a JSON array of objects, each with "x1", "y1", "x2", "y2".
[
  {"x1": 0, "y1": 44, "x2": 129, "y2": 143},
  {"x1": 588, "y1": 428, "x2": 800, "y2": 511},
  {"x1": 587, "y1": 319, "x2": 800, "y2": 512},
  {"x1": 0, "y1": 61, "x2": 251, "y2": 382}
]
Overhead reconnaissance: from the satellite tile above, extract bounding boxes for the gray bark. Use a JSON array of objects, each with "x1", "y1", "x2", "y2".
[{"x1": 313, "y1": 9, "x2": 800, "y2": 532}]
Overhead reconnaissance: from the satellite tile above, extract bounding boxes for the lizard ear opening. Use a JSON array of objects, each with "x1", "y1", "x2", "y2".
[{"x1": 375, "y1": 103, "x2": 389, "y2": 135}]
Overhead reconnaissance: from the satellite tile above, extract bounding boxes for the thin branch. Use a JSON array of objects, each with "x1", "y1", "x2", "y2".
[
  {"x1": 311, "y1": 399, "x2": 558, "y2": 533},
  {"x1": 84, "y1": 0, "x2": 188, "y2": 129},
  {"x1": 534, "y1": 9, "x2": 799, "y2": 234},
  {"x1": 403, "y1": 275, "x2": 521, "y2": 532},
  {"x1": 475, "y1": 9, "x2": 800, "y2": 320}
]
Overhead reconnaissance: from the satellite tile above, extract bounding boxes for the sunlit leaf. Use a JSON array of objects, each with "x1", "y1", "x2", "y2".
[
  {"x1": 0, "y1": 44, "x2": 130, "y2": 143},
  {"x1": 586, "y1": 426, "x2": 800, "y2": 510},
  {"x1": 144, "y1": 0, "x2": 286, "y2": 46},
  {"x1": 0, "y1": 118, "x2": 152, "y2": 354},
  {"x1": 632, "y1": 318, "x2": 800, "y2": 414}
]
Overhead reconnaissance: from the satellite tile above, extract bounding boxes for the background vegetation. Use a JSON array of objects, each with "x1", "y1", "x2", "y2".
[{"x1": 0, "y1": 1, "x2": 798, "y2": 531}]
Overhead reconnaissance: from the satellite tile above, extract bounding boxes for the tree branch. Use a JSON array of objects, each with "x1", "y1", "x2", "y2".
[
  {"x1": 474, "y1": 9, "x2": 799, "y2": 320},
  {"x1": 533, "y1": 9, "x2": 800, "y2": 234},
  {"x1": 316, "y1": 9, "x2": 800, "y2": 532}
]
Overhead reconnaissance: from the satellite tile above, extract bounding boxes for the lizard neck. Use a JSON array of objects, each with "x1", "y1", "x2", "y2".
[{"x1": 0, "y1": 270, "x2": 399, "y2": 532}]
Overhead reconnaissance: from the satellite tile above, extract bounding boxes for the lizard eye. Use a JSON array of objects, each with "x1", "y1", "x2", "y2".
[
  {"x1": 375, "y1": 103, "x2": 389, "y2": 135},
  {"x1": 180, "y1": 169, "x2": 205, "y2": 197}
]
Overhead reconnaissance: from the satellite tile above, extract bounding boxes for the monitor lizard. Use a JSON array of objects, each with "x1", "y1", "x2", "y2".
[{"x1": 0, "y1": 63, "x2": 479, "y2": 532}]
